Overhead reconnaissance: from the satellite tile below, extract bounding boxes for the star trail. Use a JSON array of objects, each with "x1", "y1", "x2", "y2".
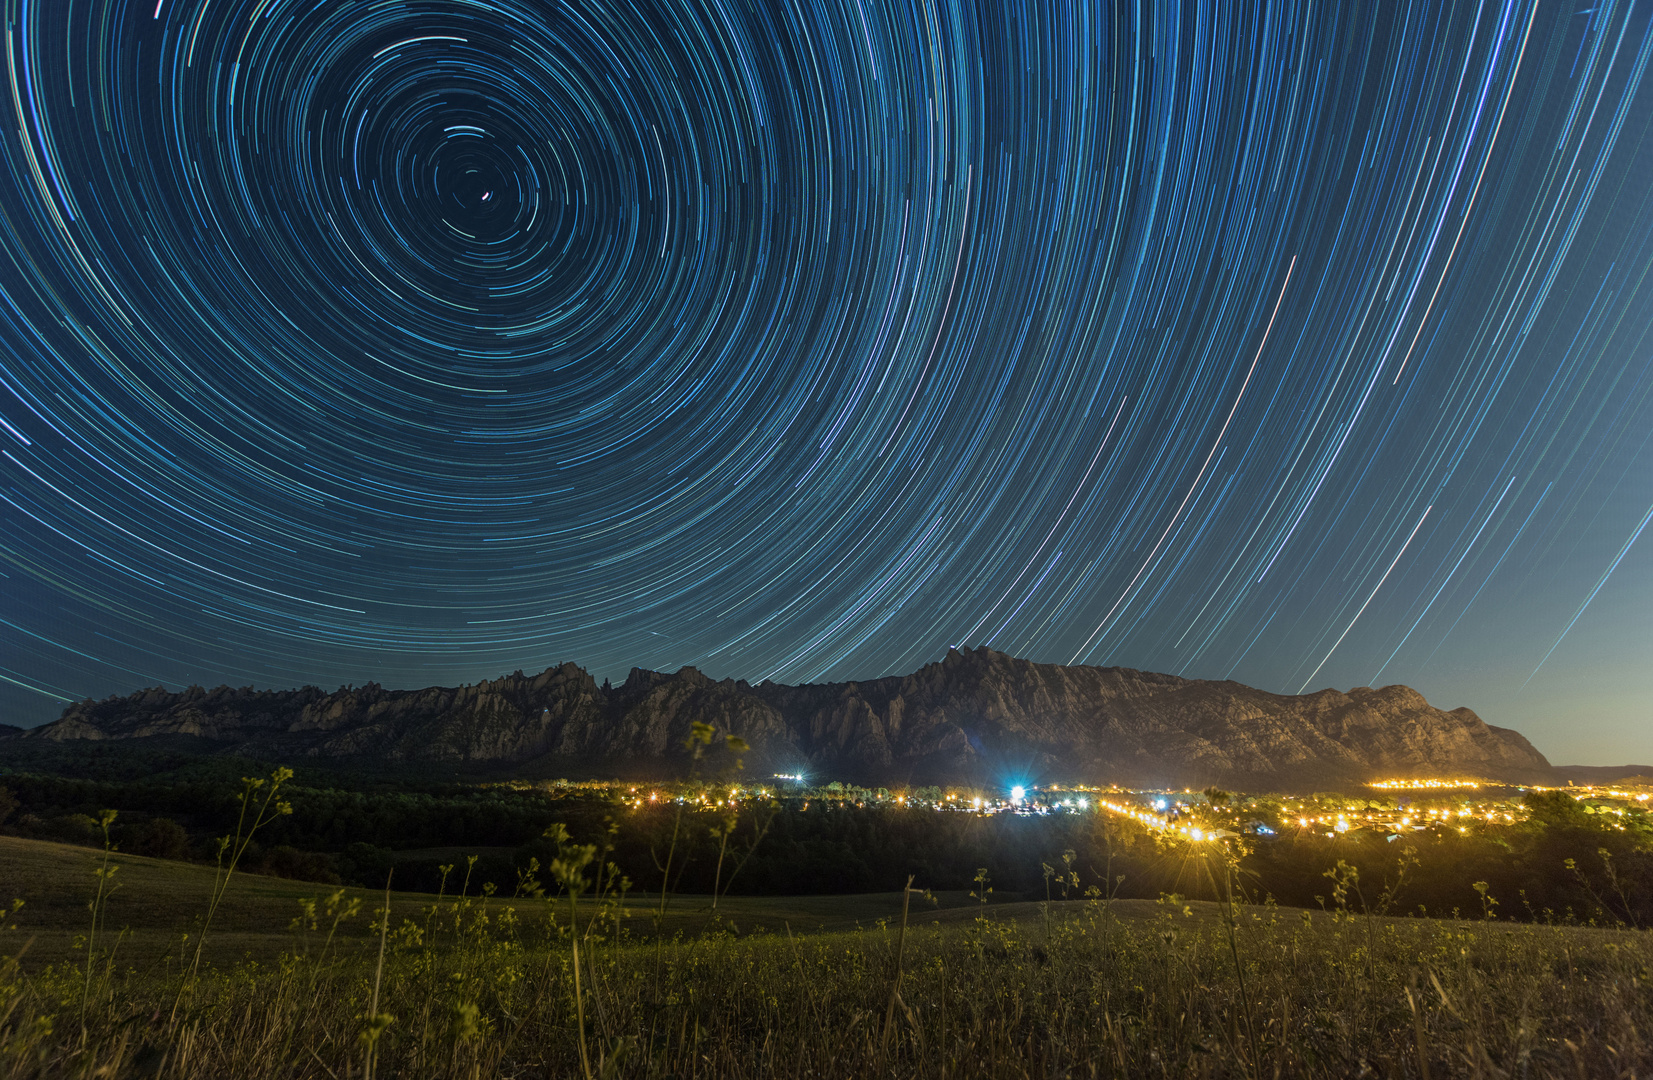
[{"x1": 1, "y1": 0, "x2": 1650, "y2": 761}]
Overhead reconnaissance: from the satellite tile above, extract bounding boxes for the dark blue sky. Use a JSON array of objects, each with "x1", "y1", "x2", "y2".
[{"x1": 1, "y1": 0, "x2": 1649, "y2": 764}]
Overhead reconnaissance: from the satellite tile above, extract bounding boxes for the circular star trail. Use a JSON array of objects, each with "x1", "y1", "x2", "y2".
[{"x1": 2, "y1": 0, "x2": 1651, "y2": 758}]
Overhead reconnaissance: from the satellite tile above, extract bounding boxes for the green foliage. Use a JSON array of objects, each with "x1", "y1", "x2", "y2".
[
  {"x1": 3, "y1": 877, "x2": 1649, "y2": 1078},
  {"x1": 116, "y1": 816, "x2": 191, "y2": 861},
  {"x1": 256, "y1": 845, "x2": 343, "y2": 885},
  {"x1": 6, "y1": 763, "x2": 1651, "y2": 927},
  {"x1": 3, "y1": 754, "x2": 1653, "y2": 1077},
  {"x1": 1523, "y1": 789, "x2": 1594, "y2": 828}
]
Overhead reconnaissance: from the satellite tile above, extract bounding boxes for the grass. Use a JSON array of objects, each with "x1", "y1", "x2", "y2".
[
  {"x1": 0, "y1": 836, "x2": 439, "y2": 966},
  {"x1": 3, "y1": 836, "x2": 1651, "y2": 1077},
  {"x1": 0, "y1": 836, "x2": 1078, "y2": 965}
]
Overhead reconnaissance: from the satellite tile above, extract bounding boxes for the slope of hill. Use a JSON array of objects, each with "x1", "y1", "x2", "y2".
[
  {"x1": 1552, "y1": 764, "x2": 1653, "y2": 785},
  {"x1": 20, "y1": 646, "x2": 1554, "y2": 787}
]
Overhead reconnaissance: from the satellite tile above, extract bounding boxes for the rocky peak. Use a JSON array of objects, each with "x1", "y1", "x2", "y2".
[{"x1": 23, "y1": 652, "x2": 1556, "y2": 786}]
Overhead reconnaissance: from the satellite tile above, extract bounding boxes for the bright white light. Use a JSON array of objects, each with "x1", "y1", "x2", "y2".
[
  {"x1": 1010, "y1": 786, "x2": 1026, "y2": 803},
  {"x1": 1078, "y1": 798, "x2": 1089, "y2": 809},
  {"x1": 1154, "y1": 799, "x2": 1168, "y2": 811}
]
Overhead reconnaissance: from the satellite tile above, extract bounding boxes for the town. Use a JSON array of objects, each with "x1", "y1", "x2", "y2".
[{"x1": 530, "y1": 772, "x2": 1653, "y2": 845}]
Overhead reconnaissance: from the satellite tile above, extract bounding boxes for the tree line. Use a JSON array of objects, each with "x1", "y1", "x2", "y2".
[{"x1": 1, "y1": 763, "x2": 1648, "y2": 926}]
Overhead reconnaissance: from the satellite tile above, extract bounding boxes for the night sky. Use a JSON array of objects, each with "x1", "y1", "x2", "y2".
[{"x1": 1, "y1": 1, "x2": 1650, "y2": 764}]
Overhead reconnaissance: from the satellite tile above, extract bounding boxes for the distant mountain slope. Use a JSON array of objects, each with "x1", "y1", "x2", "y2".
[
  {"x1": 1552, "y1": 764, "x2": 1653, "y2": 785},
  {"x1": 21, "y1": 647, "x2": 1555, "y2": 786}
]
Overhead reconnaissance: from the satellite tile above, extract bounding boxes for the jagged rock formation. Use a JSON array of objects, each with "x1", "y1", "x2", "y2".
[{"x1": 21, "y1": 647, "x2": 1555, "y2": 786}]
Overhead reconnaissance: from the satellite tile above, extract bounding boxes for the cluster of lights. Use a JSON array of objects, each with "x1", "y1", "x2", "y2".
[
  {"x1": 921, "y1": 786, "x2": 1095, "y2": 813},
  {"x1": 1097, "y1": 798, "x2": 1167, "y2": 829},
  {"x1": 1576, "y1": 789, "x2": 1651, "y2": 802},
  {"x1": 528, "y1": 777, "x2": 1649, "y2": 840},
  {"x1": 1289, "y1": 805, "x2": 1525, "y2": 835},
  {"x1": 1408, "y1": 808, "x2": 1517, "y2": 822},
  {"x1": 615, "y1": 784, "x2": 783, "y2": 810},
  {"x1": 1092, "y1": 797, "x2": 1220, "y2": 842}
]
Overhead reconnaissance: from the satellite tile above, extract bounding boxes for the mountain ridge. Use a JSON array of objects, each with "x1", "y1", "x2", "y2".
[
  {"x1": 10, "y1": 647, "x2": 1555, "y2": 787},
  {"x1": 1551, "y1": 764, "x2": 1653, "y2": 785}
]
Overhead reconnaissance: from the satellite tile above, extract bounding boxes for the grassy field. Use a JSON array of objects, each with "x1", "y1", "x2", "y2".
[
  {"x1": 0, "y1": 836, "x2": 1114, "y2": 965},
  {"x1": 4, "y1": 835, "x2": 1652, "y2": 1077}
]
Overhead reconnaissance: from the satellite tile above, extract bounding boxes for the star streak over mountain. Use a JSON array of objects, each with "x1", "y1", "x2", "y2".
[{"x1": 0, "y1": 0, "x2": 1649, "y2": 763}]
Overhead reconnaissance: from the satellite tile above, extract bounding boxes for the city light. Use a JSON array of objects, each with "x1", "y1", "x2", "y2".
[{"x1": 523, "y1": 776, "x2": 1649, "y2": 846}]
